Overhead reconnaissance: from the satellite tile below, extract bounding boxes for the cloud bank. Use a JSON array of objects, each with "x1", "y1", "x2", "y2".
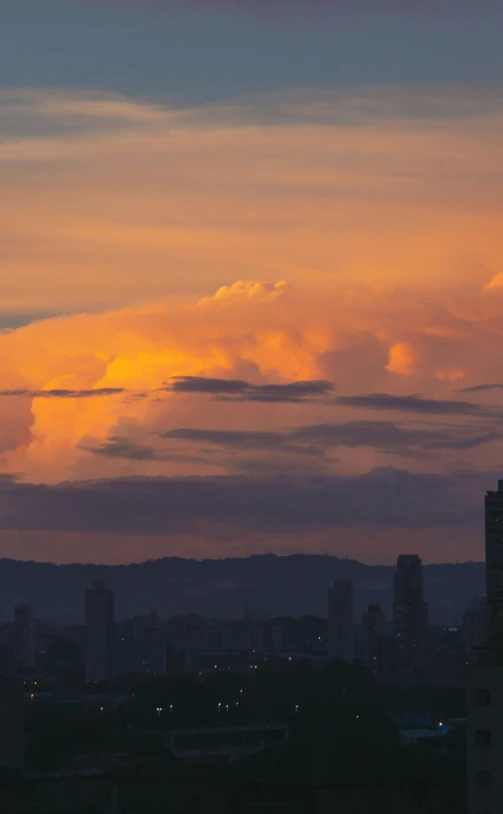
[{"x1": 0, "y1": 469, "x2": 486, "y2": 538}]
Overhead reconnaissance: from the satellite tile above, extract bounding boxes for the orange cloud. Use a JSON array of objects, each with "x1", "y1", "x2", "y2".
[
  {"x1": 2, "y1": 87, "x2": 503, "y2": 316},
  {"x1": 484, "y1": 272, "x2": 503, "y2": 292},
  {"x1": 2, "y1": 275, "x2": 503, "y2": 484},
  {"x1": 386, "y1": 343, "x2": 417, "y2": 375},
  {"x1": 3, "y1": 87, "x2": 503, "y2": 488}
]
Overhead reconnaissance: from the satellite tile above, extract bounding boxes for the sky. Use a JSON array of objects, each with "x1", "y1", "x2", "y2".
[{"x1": 2, "y1": 0, "x2": 503, "y2": 565}]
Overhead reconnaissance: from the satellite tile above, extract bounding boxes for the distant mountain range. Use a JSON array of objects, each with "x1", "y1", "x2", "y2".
[{"x1": 0, "y1": 555, "x2": 484, "y2": 625}]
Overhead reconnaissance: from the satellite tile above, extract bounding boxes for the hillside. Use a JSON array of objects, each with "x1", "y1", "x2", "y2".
[{"x1": 0, "y1": 555, "x2": 484, "y2": 624}]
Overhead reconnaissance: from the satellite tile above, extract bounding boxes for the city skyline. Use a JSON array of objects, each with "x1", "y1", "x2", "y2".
[{"x1": 3, "y1": 1, "x2": 503, "y2": 565}]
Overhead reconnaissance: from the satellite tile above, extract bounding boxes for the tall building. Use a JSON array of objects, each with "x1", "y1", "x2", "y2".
[
  {"x1": 467, "y1": 633, "x2": 503, "y2": 813},
  {"x1": 463, "y1": 597, "x2": 487, "y2": 652},
  {"x1": 85, "y1": 579, "x2": 114, "y2": 682},
  {"x1": 468, "y1": 481, "x2": 503, "y2": 814},
  {"x1": 0, "y1": 676, "x2": 24, "y2": 769},
  {"x1": 138, "y1": 618, "x2": 166, "y2": 676},
  {"x1": 485, "y1": 480, "x2": 503, "y2": 633},
  {"x1": 393, "y1": 555, "x2": 429, "y2": 672},
  {"x1": 361, "y1": 603, "x2": 385, "y2": 672},
  {"x1": 14, "y1": 602, "x2": 36, "y2": 669},
  {"x1": 327, "y1": 579, "x2": 354, "y2": 662}
]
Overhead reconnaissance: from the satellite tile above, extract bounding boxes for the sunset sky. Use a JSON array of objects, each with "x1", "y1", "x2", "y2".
[{"x1": 2, "y1": 0, "x2": 503, "y2": 564}]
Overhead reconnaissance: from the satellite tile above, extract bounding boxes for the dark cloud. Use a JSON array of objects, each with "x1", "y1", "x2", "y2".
[
  {"x1": 165, "y1": 420, "x2": 500, "y2": 455},
  {"x1": 294, "y1": 421, "x2": 501, "y2": 452},
  {"x1": 82, "y1": 436, "x2": 208, "y2": 464},
  {"x1": 163, "y1": 428, "x2": 285, "y2": 446},
  {"x1": 336, "y1": 393, "x2": 484, "y2": 416},
  {"x1": 0, "y1": 468, "x2": 487, "y2": 537},
  {"x1": 163, "y1": 428, "x2": 323, "y2": 461},
  {"x1": 165, "y1": 377, "x2": 250, "y2": 395},
  {"x1": 0, "y1": 388, "x2": 126, "y2": 399},
  {"x1": 164, "y1": 377, "x2": 334, "y2": 402},
  {"x1": 82, "y1": 437, "x2": 166, "y2": 461},
  {"x1": 457, "y1": 383, "x2": 503, "y2": 393}
]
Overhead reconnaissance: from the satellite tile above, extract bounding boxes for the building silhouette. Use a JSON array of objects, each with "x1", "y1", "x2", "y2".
[
  {"x1": 85, "y1": 579, "x2": 114, "y2": 682},
  {"x1": 327, "y1": 579, "x2": 354, "y2": 662},
  {"x1": 361, "y1": 602, "x2": 385, "y2": 672},
  {"x1": 468, "y1": 480, "x2": 503, "y2": 813},
  {"x1": 136, "y1": 614, "x2": 166, "y2": 676},
  {"x1": 0, "y1": 676, "x2": 24, "y2": 769},
  {"x1": 484, "y1": 480, "x2": 503, "y2": 633},
  {"x1": 393, "y1": 555, "x2": 429, "y2": 672},
  {"x1": 14, "y1": 602, "x2": 35, "y2": 669},
  {"x1": 463, "y1": 597, "x2": 487, "y2": 652}
]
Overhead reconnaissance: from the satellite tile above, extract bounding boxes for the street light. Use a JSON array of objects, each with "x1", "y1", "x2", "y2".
[
  {"x1": 294, "y1": 705, "x2": 299, "y2": 715},
  {"x1": 156, "y1": 707, "x2": 163, "y2": 717}
]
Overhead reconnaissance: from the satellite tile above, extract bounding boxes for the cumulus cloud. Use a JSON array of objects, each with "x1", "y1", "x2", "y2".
[
  {"x1": 200, "y1": 280, "x2": 290, "y2": 305},
  {"x1": 3, "y1": 275, "x2": 503, "y2": 484}
]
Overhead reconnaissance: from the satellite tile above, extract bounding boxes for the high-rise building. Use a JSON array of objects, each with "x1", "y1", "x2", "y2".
[
  {"x1": 85, "y1": 579, "x2": 114, "y2": 682},
  {"x1": 138, "y1": 620, "x2": 166, "y2": 676},
  {"x1": 393, "y1": 555, "x2": 429, "y2": 672},
  {"x1": 468, "y1": 481, "x2": 503, "y2": 814},
  {"x1": 463, "y1": 597, "x2": 487, "y2": 652},
  {"x1": 327, "y1": 579, "x2": 354, "y2": 662},
  {"x1": 467, "y1": 633, "x2": 503, "y2": 813},
  {"x1": 0, "y1": 676, "x2": 24, "y2": 769},
  {"x1": 485, "y1": 480, "x2": 503, "y2": 633},
  {"x1": 14, "y1": 602, "x2": 36, "y2": 669},
  {"x1": 361, "y1": 603, "x2": 385, "y2": 672}
]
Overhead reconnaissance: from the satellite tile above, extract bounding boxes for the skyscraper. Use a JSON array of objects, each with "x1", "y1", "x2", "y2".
[
  {"x1": 14, "y1": 602, "x2": 35, "y2": 669},
  {"x1": 393, "y1": 555, "x2": 429, "y2": 672},
  {"x1": 463, "y1": 597, "x2": 487, "y2": 652},
  {"x1": 485, "y1": 480, "x2": 503, "y2": 633},
  {"x1": 327, "y1": 579, "x2": 354, "y2": 663},
  {"x1": 361, "y1": 602, "x2": 385, "y2": 672},
  {"x1": 85, "y1": 579, "x2": 114, "y2": 682},
  {"x1": 468, "y1": 481, "x2": 503, "y2": 814}
]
